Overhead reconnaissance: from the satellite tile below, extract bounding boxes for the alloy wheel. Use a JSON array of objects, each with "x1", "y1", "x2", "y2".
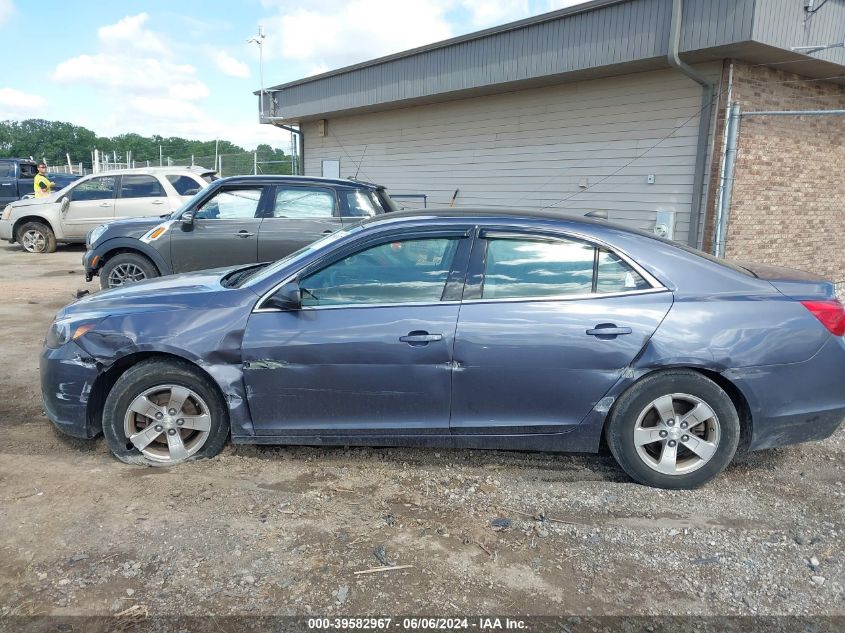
[
  {"x1": 633, "y1": 393, "x2": 721, "y2": 476},
  {"x1": 22, "y1": 229, "x2": 47, "y2": 253},
  {"x1": 123, "y1": 385, "x2": 212, "y2": 463},
  {"x1": 108, "y1": 263, "x2": 148, "y2": 287}
]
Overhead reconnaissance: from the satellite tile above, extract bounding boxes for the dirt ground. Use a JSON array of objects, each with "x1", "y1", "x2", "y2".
[{"x1": 0, "y1": 242, "x2": 843, "y2": 623}]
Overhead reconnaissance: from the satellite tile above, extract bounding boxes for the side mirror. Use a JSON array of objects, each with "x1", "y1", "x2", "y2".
[
  {"x1": 181, "y1": 210, "x2": 195, "y2": 226},
  {"x1": 263, "y1": 281, "x2": 302, "y2": 311}
]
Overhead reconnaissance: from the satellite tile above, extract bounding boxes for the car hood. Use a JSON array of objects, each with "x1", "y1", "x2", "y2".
[
  {"x1": 99, "y1": 215, "x2": 172, "y2": 240},
  {"x1": 8, "y1": 195, "x2": 61, "y2": 209},
  {"x1": 59, "y1": 266, "x2": 256, "y2": 320}
]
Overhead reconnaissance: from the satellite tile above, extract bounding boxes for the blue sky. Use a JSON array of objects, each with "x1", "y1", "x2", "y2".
[{"x1": 0, "y1": 0, "x2": 583, "y2": 151}]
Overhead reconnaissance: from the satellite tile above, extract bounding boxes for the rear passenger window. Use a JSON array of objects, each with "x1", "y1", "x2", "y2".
[
  {"x1": 166, "y1": 175, "x2": 202, "y2": 196},
  {"x1": 273, "y1": 187, "x2": 335, "y2": 218},
  {"x1": 120, "y1": 175, "x2": 163, "y2": 198},
  {"x1": 481, "y1": 238, "x2": 652, "y2": 299},
  {"x1": 596, "y1": 249, "x2": 650, "y2": 293}
]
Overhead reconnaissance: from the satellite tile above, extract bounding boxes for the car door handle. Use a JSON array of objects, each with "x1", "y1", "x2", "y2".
[
  {"x1": 99, "y1": 202, "x2": 111, "y2": 207},
  {"x1": 322, "y1": 229, "x2": 334, "y2": 234},
  {"x1": 586, "y1": 324, "x2": 632, "y2": 337},
  {"x1": 151, "y1": 200, "x2": 165, "y2": 205},
  {"x1": 399, "y1": 331, "x2": 443, "y2": 345},
  {"x1": 234, "y1": 231, "x2": 255, "y2": 238}
]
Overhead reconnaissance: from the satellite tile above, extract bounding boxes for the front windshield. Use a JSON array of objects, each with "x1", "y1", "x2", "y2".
[{"x1": 236, "y1": 225, "x2": 362, "y2": 288}]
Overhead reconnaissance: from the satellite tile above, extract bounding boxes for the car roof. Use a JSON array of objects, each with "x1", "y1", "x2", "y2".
[
  {"x1": 217, "y1": 175, "x2": 383, "y2": 189},
  {"x1": 87, "y1": 166, "x2": 215, "y2": 177},
  {"x1": 362, "y1": 206, "x2": 619, "y2": 229}
]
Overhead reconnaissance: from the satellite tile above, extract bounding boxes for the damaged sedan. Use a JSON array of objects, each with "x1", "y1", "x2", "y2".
[{"x1": 41, "y1": 209, "x2": 845, "y2": 489}]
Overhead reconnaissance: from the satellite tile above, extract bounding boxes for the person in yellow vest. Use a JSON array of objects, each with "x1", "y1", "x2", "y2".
[{"x1": 34, "y1": 163, "x2": 56, "y2": 198}]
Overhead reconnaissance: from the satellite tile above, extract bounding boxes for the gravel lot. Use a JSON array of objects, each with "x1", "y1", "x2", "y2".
[{"x1": 0, "y1": 242, "x2": 843, "y2": 623}]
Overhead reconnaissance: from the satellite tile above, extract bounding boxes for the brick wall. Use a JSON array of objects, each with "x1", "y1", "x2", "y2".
[{"x1": 706, "y1": 61, "x2": 845, "y2": 281}]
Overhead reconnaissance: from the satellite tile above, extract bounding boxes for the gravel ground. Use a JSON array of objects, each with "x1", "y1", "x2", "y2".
[{"x1": 0, "y1": 242, "x2": 843, "y2": 623}]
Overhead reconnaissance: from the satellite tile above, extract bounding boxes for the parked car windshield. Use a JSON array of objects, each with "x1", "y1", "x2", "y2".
[{"x1": 235, "y1": 225, "x2": 361, "y2": 289}]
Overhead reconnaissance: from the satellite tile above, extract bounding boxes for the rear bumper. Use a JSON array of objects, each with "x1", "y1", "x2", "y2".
[
  {"x1": 728, "y1": 336, "x2": 845, "y2": 451},
  {"x1": 40, "y1": 342, "x2": 100, "y2": 439}
]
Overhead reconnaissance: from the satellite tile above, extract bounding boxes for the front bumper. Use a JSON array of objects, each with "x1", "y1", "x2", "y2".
[
  {"x1": 40, "y1": 342, "x2": 100, "y2": 439},
  {"x1": 0, "y1": 219, "x2": 13, "y2": 242},
  {"x1": 83, "y1": 248, "x2": 100, "y2": 281}
]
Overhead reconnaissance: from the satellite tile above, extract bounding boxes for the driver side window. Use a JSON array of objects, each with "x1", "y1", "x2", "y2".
[
  {"x1": 301, "y1": 237, "x2": 459, "y2": 306},
  {"x1": 195, "y1": 188, "x2": 262, "y2": 220}
]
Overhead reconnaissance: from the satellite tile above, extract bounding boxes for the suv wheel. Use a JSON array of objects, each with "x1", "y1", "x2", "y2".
[
  {"x1": 17, "y1": 222, "x2": 57, "y2": 253},
  {"x1": 100, "y1": 252, "x2": 159, "y2": 289}
]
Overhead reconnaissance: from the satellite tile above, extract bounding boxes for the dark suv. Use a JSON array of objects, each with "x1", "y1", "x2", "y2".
[{"x1": 83, "y1": 175, "x2": 398, "y2": 289}]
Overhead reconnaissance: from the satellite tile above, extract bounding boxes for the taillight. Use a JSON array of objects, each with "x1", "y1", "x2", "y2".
[{"x1": 801, "y1": 299, "x2": 845, "y2": 336}]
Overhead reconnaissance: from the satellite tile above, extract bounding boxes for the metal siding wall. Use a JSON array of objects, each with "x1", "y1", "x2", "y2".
[
  {"x1": 304, "y1": 67, "x2": 720, "y2": 241},
  {"x1": 276, "y1": 0, "x2": 761, "y2": 119},
  {"x1": 753, "y1": 0, "x2": 845, "y2": 67}
]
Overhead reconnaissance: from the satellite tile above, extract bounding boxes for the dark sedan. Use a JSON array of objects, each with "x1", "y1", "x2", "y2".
[
  {"x1": 43, "y1": 209, "x2": 845, "y2": 488},
  {"x1": 82, "y1": 175, "x2": 398, "y2": 289}
]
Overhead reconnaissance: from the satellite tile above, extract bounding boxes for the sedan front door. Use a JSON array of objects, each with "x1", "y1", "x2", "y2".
[
  {"x1": 242, "y1": 231, "x2": 471, "y2": 436},
  {"x1": 450, "y1": 231, "x2": 673, "y2": 435},
  {"x1": 169, "y1": 185, "x2": 266, "y2": 273}
]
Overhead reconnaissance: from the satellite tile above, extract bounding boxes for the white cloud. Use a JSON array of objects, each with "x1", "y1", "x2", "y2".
[
  {"x1": 98, "y1": 13, "x2": 168, "y2": 55},
  {"x1": 461, "y1": 0, "x2": 531, "y2": 27},
  {"x1": 212, "y1": 50, "x2": 251, "y2": 78},
  {"x1": 0, "y1": 0, "x2": 14, "y2": 28},
  {"x1": 263, "y1": 0, "x2": 454, "y2": 69},
  {"x1": 0, "y1": 88, "x2": 46, "y2": 118}
]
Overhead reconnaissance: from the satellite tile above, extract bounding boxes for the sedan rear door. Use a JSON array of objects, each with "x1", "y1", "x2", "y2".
[{"x1": 450, "y1": 230, "x2": 673, "y2": 435}]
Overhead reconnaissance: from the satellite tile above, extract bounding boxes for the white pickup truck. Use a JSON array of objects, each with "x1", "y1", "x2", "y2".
[{"x1": 0, "y1": 166, "x2": 215, "y2": 253}]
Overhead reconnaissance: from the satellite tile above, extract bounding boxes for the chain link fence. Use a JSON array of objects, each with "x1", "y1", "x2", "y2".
[{"x1": 169, "y1": 153, "x2": 296, "y2": 177}]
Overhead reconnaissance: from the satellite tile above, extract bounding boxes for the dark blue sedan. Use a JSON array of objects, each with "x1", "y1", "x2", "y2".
[{"x1": 41, "y1": 209, "x2": 845, "y2": 488}]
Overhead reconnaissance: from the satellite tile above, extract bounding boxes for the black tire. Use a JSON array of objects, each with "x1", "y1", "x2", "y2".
[
  {"x1": 17, "y1": 221, "x2": 57, "y2": 253},
  {"x1": 102, "y1": 359, "x2": 229, "y2": 466},
  {"x1": 100, "y1": 252, "x2": 159, "y2": 290},
  {"x1": 605, "y1": 370, "x2": 740, "y2": 489}
]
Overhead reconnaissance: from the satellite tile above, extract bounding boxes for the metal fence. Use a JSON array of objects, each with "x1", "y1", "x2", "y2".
[{"x1": 47, "y1": 151, "x2": 296, "y2": 177}]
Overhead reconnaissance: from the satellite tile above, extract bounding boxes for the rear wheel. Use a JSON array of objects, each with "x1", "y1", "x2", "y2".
[
  {"x1": 605, "y1": 370, "x2": 740, "y2": 489},
  {"x1": 102, "y1": 359, "x2": 229, "y2": 466},
  {"x1": 17, "y1": 222, "x2": 57, "y2": 253},
  {"x1": 100, "y1": 252, "x2": 159, "y2": 289}
]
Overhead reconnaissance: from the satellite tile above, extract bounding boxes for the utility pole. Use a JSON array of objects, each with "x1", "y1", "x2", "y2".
[{"x1": 247, "y1": 25, "x2": 266, "y2": 118}]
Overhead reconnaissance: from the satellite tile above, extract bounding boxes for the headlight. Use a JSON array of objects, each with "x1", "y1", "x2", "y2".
[
  {"x1": 87, "y1": 224, "x2": 108, "y2": 247},
  {"x1": 2, "y1": 205, "x2": 11, "y2": 221},
  {"x1": 45, "y1": 318, "x2": 102, "y2": 349}
]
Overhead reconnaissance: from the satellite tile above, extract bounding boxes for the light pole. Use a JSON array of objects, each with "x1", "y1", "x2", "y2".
[{"x1": 247, "y1": 25, "x2": 266, "y2": 119}]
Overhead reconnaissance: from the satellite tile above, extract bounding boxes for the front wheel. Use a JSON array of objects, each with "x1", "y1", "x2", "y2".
[
  {"x1": 100, "y1": 252, "x2": 159, "y2": 289},
  {"x1": 102, "y1": 359, "x2": 229, "y2": 466},
  {"x1": 17, "y1": 221, "x2": 57, "y2": 253},
  {"x1": 605, "y1": 370, "x2": 740, "y2": 489}
]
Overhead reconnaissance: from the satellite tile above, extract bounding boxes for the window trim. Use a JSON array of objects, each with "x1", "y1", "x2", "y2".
[
  {"x1": 465, "y1": 228, "x2": 665, "y2": 303},
  {"x1": 253, "y1": 228, "x2": 472, "y2": 313}
]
